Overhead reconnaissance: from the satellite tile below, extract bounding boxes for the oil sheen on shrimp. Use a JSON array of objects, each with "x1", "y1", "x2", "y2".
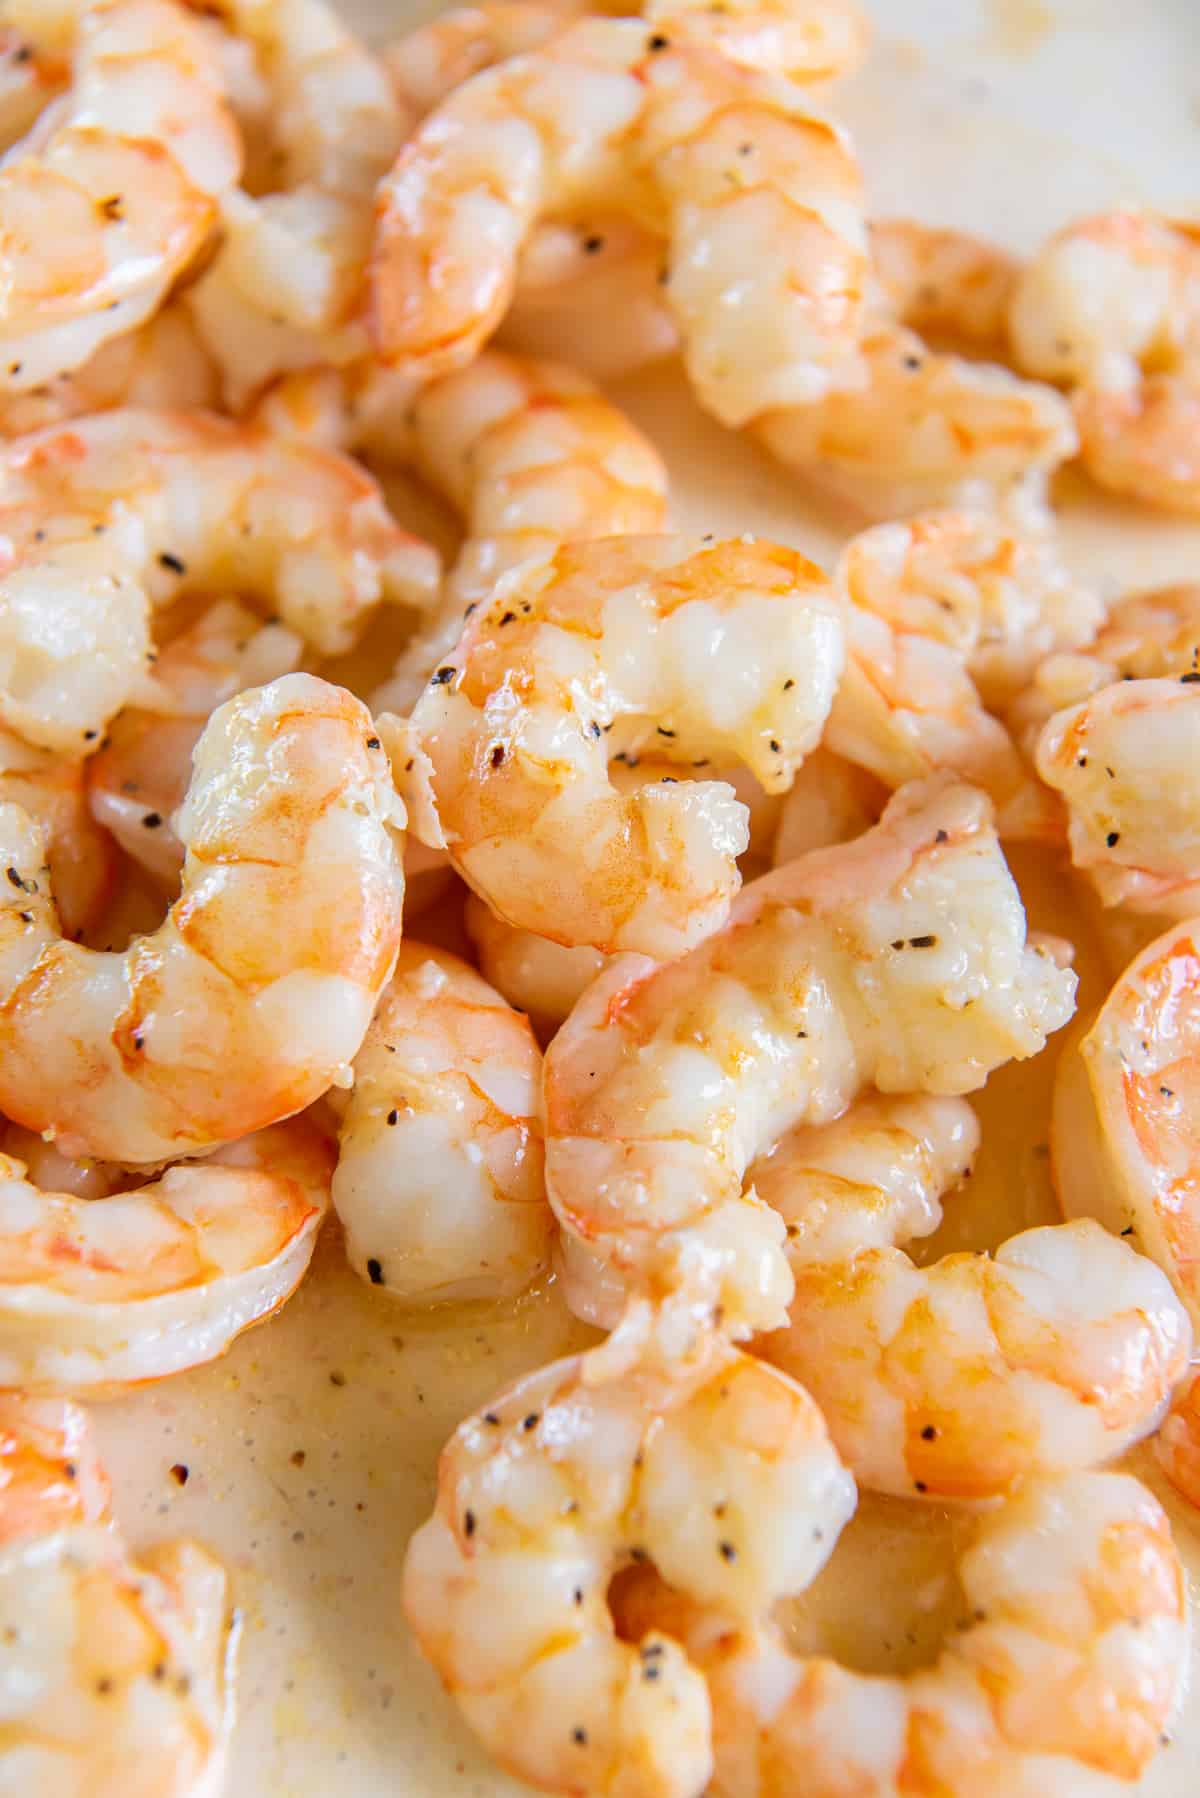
[
  {"x1": 332, "y1": 943, "x2": 551, "y2": 1304},
  {"x1": 1010, "y1": 210, "x2": 1200, "y2": 513},
  {"x1": 396, "y1": 534, "x2": 844, "y2": 957},
  {"x1": 0, "y1": 1393, "x2": 238, "y2": 1796},
  {"x1": 372, "y1": 17, "x2": 868, "y2": 428},
  {"x1": 0, "y1": 730, "x2": 116, "y2": 939},
  {"x1": 0, "y1": 1114, "x2": 331, "y2": 1393},
  {"x1": 545, "y1": 777, "x2": 1076, "y2": 1352},
  {"x1": 1053, "y1": 917, "x2": 1200, "y2": 1335},
  {"x1": 612, "y1": 1470, "x2": 1186, "y2": 1798},
  {"x1": 754, "y1": 1093, "x2": 1191, "y2": 1499},
  {"x1": 403, "y1": 1339, "x2": 856, "y2": 1798},
  {"x1": 0, "y1": 0, "x2": 240, "y2": 389},
  {"x1": 0, "y1": 674, "x2": 405, "y2": 1165}
]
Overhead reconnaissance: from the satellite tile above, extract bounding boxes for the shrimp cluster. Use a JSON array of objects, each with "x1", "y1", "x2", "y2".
[{"x1": 0, "y1": 4, "x2": 1197, "y2": 1796}]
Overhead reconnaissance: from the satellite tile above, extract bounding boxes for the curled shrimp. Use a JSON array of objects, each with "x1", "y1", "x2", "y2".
[
  {"x1": 1156, "y1": 1375, "x2": 1200, "y2": 1509},
  {"x1": 0, "y1": 1393, "x2": 238, "y2": 1795},
  {"x1": 0, "y1": 305, "x2": 218, "y2": 439},
  {"x1": 544, "y1": 777, "x2": 1076, "y2": 1348},
  {"x1": 770, "y1": 745, "x2": 883, "y2": 862},
  {"x1": 0, "y1": 672, "x2": 405, "y2": 1165},
  {"x1": 837, "y1": 509, "x2": 1102, "y2": 709},
  {"x1": 372, "y1": 17, "x2": 867, "y2": 427},
  {"x1": 0, "y1": 1114, "x2": 331, "y2": 1393},
  {"x1": 752, "y1": 320, "x2": 1076, "y2": 520},
  {"x1": 868, "y1": 219, "x2": 1021, "y2": 350},
  {"x1": 86, "y1": 599, "x2": 304, "y2": 887},
  {"x1": 403, "y1": 1338, "x2": 856, "y2": 1798},
  {"x1": 0, "y1": 409, "x2": 437, "y2": 756},
  {"x1": 1053, "y1": 916, "x2": 1200, "y2": 1334},
  {"x1": 612, "y1": 1469, "x2": 1186, "y2": 1798},
  {"x1": 397, "y1": 534, "x2": 844, "y2": 957},
  {"x1": 1010, "y1": 210, "x2": 1200, "y2": 513},
  {"x1": 0, "y1": 27, "x2": 64, "y2": 153},
  {"x1": 332, "y1": 942, "x2": 551, "y2": 1303},
  {"x1": 0, "y1": 0, "x2": 240, "y2": 388},
  {"x1": 0, "y1": 731, "x2": 116, "y2": 938},
  {"x1": 754, "y1": 1093, "x2": 1190, "y2": 1499},
  {"x1": 465, "y1": 891, "x2": 608, "y2": 1033},
  {"x1": 387, "y1": 0, "x2": 869, "y2": 118}
]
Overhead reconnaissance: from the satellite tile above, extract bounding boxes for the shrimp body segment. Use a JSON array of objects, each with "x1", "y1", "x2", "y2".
[
  {"x1": 0, "y1": 1395, "x2": 237, "y2": 1795},
  {"x1": 1053, "y1": 919, "x2": 1200, "y2": 1332},
  {"x1": 0, "y1": 1115, "x2": 331, "y2": 1393},
  {"x1": 372, "y1": 18, "x2": 867, "y2": 427},
  {"x1": 544, "y1": 778, "x2": 1076, "y2": 1345},
  {"x1": 401, "y1": 534, "x2": 844, "y2": 957},
  {"x1": 403, "y1": 1341, "x2": 856, "y2": 1798},
  {"x1": 757, "y1": 1095, "x2": 1191, "y2": 1499},
  {"x1": 332, "y1": 943, "x2": 551, "y2": 1304},
  {"x1": 0, "y1": 673, "x2": 406, "y2": 1164},
  {"x1": 0, "y1": 0, "x2": 240, "y2": 390},
  {"x1": 617, "y1": 1470, "x2": 1186, "y2": 1798}
]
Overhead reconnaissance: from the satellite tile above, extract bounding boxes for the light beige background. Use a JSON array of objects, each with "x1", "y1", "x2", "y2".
[{"x1": 95, "y1": 2, "x2": 1200, "y2": 1792}]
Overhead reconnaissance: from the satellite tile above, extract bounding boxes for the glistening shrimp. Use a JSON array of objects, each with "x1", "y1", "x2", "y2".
[
  {"x1": 545, "y1": 778, "x2": 1076, "y2": 1352},
  {"x1": 0, "y1": 674, "x2": 406, "y2": 1164}
]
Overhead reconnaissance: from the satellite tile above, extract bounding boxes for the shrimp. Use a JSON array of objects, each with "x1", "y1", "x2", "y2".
[
  {"x1": 397, "y1": 534, "x2": 845, "y2": 956},
  {"x1": 0, "y1": 731, "x2": 116, "y2": 938},
  {"x1": 0, "y1": 1394, "x2": 237, "y2": 1796},
  {"x1": 828, "y1": 591, "x2": 1059, "y2": 843},
  {"x1": 0, "y1": 305, "x2": 218, "y2": 439},
  {"x1": 0, "y1": 28, "x2": 65, "y2": 154},
  {"x1": 868, "y1": 219, "x2": 1021, "y2": 351},
  {"x1": 613, "y1": 1470, "x2": 1185, "y2": 1798},
  {"x1": 1156, "y1": 1375, "x2": 1200, "y2": 1509},
  {"x1": 403, "y1": 1339, "x2": 857, "y2": 1798},
  {"x1": 751, "y1": 321, "x2": 1077, "y2": 520},
  {"x1": 753, "y1": 1095, "x2": 1190, "y2": 1499},
  {"x1": 371, "y1": 18, "x2": 867, "y2": 428},
  {"x1": 770, "y1": 746, "x2": 883, "y2": 863},
  {"x1": 386, "y1": 0, "x2": 870, "y2": 118},
  {"x1": 1053, "y1": 917, "x2": 1200, "y2": 1334},
  {"x1": 0, "y1": 1114, "x2": 331, "y2": 1393},
  {"x1": 838, "y1": 510, "x2": 1103, "y2": 709},
  {"x1": 0, "y1": 0, "x2": 240, "y2": 390},
  {"x1": 544, "y1": 777, "x2": 1076, "y2": 1349},
  {"x1": 0, "y1": 413, "x2": 438, "y2": 751},
  {"x1": 331, "y1": 942, "x2": 551, "y2": 1304},
  {"x1": 1009, "y1": 211, "x2": 1200, "y2": 512},
  {"x1": 86, "y1": 599, "x2": 304, "y2": 887},
  {"x1": 0, "y1": 673, "x2": 405, "y2": 1164},
  {"x1": 1035, "y1": 678, "x2": 1200, "y2": 917}
]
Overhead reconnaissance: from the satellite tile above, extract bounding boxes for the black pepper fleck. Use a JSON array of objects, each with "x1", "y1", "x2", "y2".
[{"x1": 367, "y1": 1258, "x2": 385, "y2": 1285}]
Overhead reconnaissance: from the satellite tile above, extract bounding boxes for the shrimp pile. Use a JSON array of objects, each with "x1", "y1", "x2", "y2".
[{"x1": 1, "y1": 4, "x2": 1198, "y2": 1795}]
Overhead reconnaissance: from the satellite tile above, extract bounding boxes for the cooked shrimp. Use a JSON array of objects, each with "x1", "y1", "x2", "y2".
[
  {"x1": 614, "y1": 1470, "x2": 1185, "y2": 1798},
  {"x1": 868, "y1": 218, "x2": 1020, "y2": 350},
  {"x1": 0, "y1": 1395, "x2": 238, "y2": 1796},
  {"x1": 544, "y1": 777, "x2": 1076, "y2": 1348},
  {"x1": 0, "y1": 1114, "x2": 331, "y2": 1392},
  {"x1": 0, "y1": 0, "x2": 240, "y2": 389},
  {"x1": 828, "y1": 591, "x2": 1059, "y2": 842},
  {"x1": 465, "y1": 891, "x2": 608, "y2": 1032},
  {"x1": 371, "y1": 18, "x2": 867, "y2": 427},
  {"x1": 0, "y1": 306, "x2": 218, "y2": 439},
  {"x1": 398, "y1": 534, "x2": 844, "y2": 956},
  {"x1": 332, "y1": 942, "x2": 551, "y2": 1303},
  {"x1": 0, "y1": 731, "x2": 116, "y2": 938},
  {"x1": 403, "y1": 1339, "x2": 856, "y2": 1798},
  {"x1": 1, "y1": 414, "x2": 438, "y2": 735},
  {"x1": 87, "y1": 599, "x2": 304, "y2": 887},
  {"x1": 1053, "y1": 917, "x2": 1200, "y2": 1332},
  {"x1": 0, "y1": 673, "x2": 405, "y2": 1164},
  {"x1": 1009, "y1": 211, "x2": 1200, "y2": 512},
  {"x1": 752, "y1": 1095, "x2": 1190, "y2": 1499},
  {"x1": 1156, "y1": 1375, "x2": 1200, "y2": 1509},
  {"x1": 838, "y1": 509, "x2": 1102, "y2": 709},
  {"x1": 0, "y1": 27, "x2": 65, "y2": 154},
  {"x1": 752, "y1": 321, "x2": 1077, "y2": 519},
  {"x1": 387, "y1": 0, "x2": 869, "y2": 118},
  {"x1": 1035, "y1": 678, "x2": 1200, "y2": 917}
]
